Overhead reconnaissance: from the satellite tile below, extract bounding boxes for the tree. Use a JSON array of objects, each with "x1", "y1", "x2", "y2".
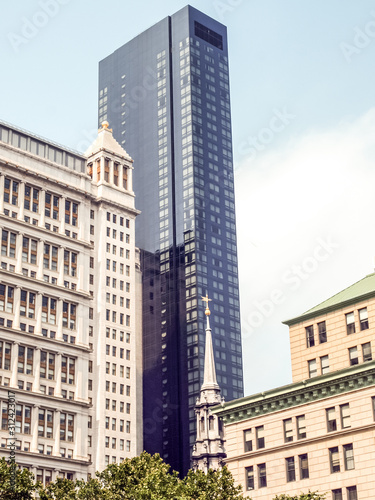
[
  {"x1": 38, "y1": 477, "x2": 106, "y2": 500},
  {"x1": 183, "y1": 466, "x2": 244, "y2": 500},
  {"x1": 96, "y1": 451, "x2": 183, "y2": 499},
  {"x1": 0, "y1": 457, "x2": 38, "y2": 499},
  {"x1": 273, "y1": 492, "x2": 326, "y2": 500}
]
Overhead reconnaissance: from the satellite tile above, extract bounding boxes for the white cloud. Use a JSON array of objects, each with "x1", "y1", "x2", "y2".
[{"x1": 235, "y1": 108, "x2": 375, "y2": 394}]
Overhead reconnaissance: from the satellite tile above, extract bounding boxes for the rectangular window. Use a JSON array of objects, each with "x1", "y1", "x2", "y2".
[
  {"x1": 64, "y1": 250, "x2": 77, "y2": 277},
  {"x1": 1, "y1": 230, "x2": 16, "y2": 258},
  {"x1": 41, "y1": 296, "x2": 57, "y2": 324},
  {"x1": 346, "y1": 312, "x2": 355, "y2": 334},
  {"x1": 15, "y1": 404, "x2": 31, "y2": 434},
  {"x1": 344, "y1": 444, "x2": 354, "y2": 470},
  {"x1": 65, "y1": 200, "x2": 78, "y2": 226},
  {"x1": 346, "y1": 486, "x2": 357, "y2": 500},
  {"x1": 362, "y1": 342, "x2": 372, "y2": 362},
  {"x1": 326, "y1": 407, "x2": 337, "y2": 432},
  {"x1": 305, "y1": 325, "x2": 315, "y2": 347},
  {"x1": 296, "y1": 415, "x2": 306, "y2": 439},
  {"x1": 283, "y1": 418, "x2": 293, "y2": 442},
  {"x1": 245, "y1": 466, "x2": 254, "y2": 491},
  {"x1": 60, "y1": 413, "x2": 74, "y2": 442},
  {"x1": 308, "y1": 359, "x2": 317, "y2": 378},
  {"x1": 22, "y1": 237, "x2": 37, "y2": 264},
  {"x1": 256, "y1": 425, "x2": 264, "y2": 449},
  {"x1": 4, "y1": 178, "x2": 18, "y2": 205},
  {"x1": 257, "y1": 463, "x2": 267, "y2": 488},
  {"x1": 0, "y1": 342, "x2": 12, "y2": 370},
  {"x1": 62, "y1": 302, "x2": 76, "y2": 330},
  {"x1": 340, "y1": 403, "x2": 350, "y2": 429},
  {"x1": 332, "y1": 489, "x2": 343, "y2": 500},
  {"x1": 243, "y1": 429, "x2": 252, "y2": 452},
  {"x1": 320, "y1": 355, "x2": 329, "y2": 374},
  {"x1": 318, "y1": 321, "x2": 327, "y2": 343},
  {"x1": 20, "y1": 291, "x2": 35, "y2": 318},
  {"x1": 329, "y1": 446, "x2": 340, "y2": 473},
  {"x1": 349, "y1": 346, "x2": 358, "y2": 366},
  {"x1": 359, "y1": 307, "x2": 369, "y2": 330},
  {"x1": 285, "y1": 457, "x2": 295, "y2": 482},
  {"x1": 24, "y1": 185, "x2": 39, "y2": 213},
  {"x1": 299, "y1": 453, "x2": 309, "y2": 479},
  {"x1": 0, "y1": 285, "x2": 14, "y2": 313},
  {"x1": 43, "y1": 244, "x2": 58, "y2": 271},
  {"x1": 45, "y1": 193, "x2": 59, "y2": 219}
]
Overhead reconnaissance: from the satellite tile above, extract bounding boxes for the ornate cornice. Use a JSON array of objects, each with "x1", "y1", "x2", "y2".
[{"x1": 212, "y1": 363, "x2": 375, "y2": 424}]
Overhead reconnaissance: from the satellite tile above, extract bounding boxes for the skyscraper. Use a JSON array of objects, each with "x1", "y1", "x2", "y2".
[{"x1": 99, "y1": 5, "x2": 243, "y2": 473}]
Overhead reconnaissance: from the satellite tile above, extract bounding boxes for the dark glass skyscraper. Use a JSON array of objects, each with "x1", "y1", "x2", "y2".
[{"x1": 99, "y1": 5, "x2": 243, "y2": 473}]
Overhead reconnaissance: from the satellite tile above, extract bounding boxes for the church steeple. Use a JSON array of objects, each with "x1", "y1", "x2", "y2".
[
  {"x1": 201, "y1": 295, "x2": 220, "y2": 393},
  {"x1": 191, "y1": 295, "x2": 226, "y2": 472}
]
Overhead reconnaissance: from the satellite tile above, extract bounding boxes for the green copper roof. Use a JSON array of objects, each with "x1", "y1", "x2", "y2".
[{"x1": 284, "y1": 272, "x2": 375, "y2": 326}]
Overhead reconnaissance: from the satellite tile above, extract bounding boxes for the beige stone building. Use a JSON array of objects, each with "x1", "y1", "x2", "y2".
[
  {"x1": 212, "y1": 273, "x2": 375, "y2": 499},
  {"x1": 0, "y1": 120, "x2": 142, "y2": 482}
]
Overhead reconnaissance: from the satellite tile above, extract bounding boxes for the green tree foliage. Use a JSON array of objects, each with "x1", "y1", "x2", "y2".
[
  {"x1": 273, "y1": 492, "x2": 326, "y2": 500},
  {"x1": 96, "y1": 452, "x2": 183, "y2": 499},
  {"x1": 0, "y1": 452, "x2": 245, "y2": 499},
  {"x1": 0, "y1": 458, "x2": 38, "y2": 499},
  {"x1": 183, "y1": 466, "x2": 244, "y2": 500}
]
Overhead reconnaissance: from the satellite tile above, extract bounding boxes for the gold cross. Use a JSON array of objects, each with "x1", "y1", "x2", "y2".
[{"x1": 201, "y1": 294, "x2": 212, "y2": 316}]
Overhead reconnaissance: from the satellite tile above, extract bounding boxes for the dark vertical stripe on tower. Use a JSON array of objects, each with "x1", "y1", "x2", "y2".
[{"x1": 168, "y1": 15, "x2": 183, "y2": 472}]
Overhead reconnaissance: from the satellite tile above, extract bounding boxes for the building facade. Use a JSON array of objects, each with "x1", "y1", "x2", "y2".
[
  {"x1": 99, "y1": 5, "x2": 243, "y2": 473},
  {"x1": 0, "y1": 120, "x2": 142, "y2": 482},
  {"x1": 212, "y1": 273, "x2": 375, "y2": 499}
]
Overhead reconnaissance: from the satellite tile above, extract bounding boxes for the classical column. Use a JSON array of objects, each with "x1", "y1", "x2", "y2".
[
  {"x1": 39, "y1": 189, "x2": 46, "y2": 227},
  {"x1": 60, "y1": 196, "x2": 66, "y2": 234},
  {"x1": 10, "y1": 343, "x2": 19, "y2": 388},
  {"x1": 33, "y1": 348, "x2": 41, "y2": 393},
  {"x1": 109, "y1": 159, "x2": 114, "y2": 185},
  {"x1": 53, "y1": 410, "x2": 61, "y2": 455},
  {"x1": 127, "y1": 165, "x2": 133, "y2": 192},
  {"x1": 18, "y1": 181, "x2": 25, "y2": 221},
  {"x1": 12, "y1": 287, "x2": 21, "y2": 330},
  {"x1": 56, "y1": 299, "x2": 63, "y2": 340},
  {"x1": 36, "y1": 239, "x2": 44, "y2": 280},
  {"x1": 30, "y1": 405, "x2": 39, "y2": 453},
  {"x1": 0, "y1": 174, "x2": 4, "y2": 214},
  {"x1": 55, "y1": 353, "x2": 62, "y2": 397},
  {"x1": 57, "y1": 246, "x2": 64, "y2": 287},
  {"x1": 35, "y1": 292, "x2": 42, "y2": 335},
  {"x1": 15, "y1": 232, "x2": 23, "y2": 274}
]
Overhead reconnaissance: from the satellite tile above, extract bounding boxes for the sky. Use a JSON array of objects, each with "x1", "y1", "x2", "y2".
[{"x1": 1, "y1": 0, "x2": 375, "y2": 395}]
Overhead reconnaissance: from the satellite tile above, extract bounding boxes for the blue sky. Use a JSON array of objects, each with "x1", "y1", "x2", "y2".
[{"x1": 2, "y1": 0, "x2": 375, "y2": 394}]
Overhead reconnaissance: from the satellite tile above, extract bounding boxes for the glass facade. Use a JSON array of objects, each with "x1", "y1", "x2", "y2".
[{"x1": 99, "y1": 5, "x2": 243, "y2": 473}]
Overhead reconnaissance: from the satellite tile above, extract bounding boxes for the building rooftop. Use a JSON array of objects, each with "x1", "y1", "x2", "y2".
[
  {"x1": 283, "y1": 272, "x2": 375, "y2": 326},
  {"x1": 211, "y1": 361, "x2": 375, "y2": 424},
  {"x1": 85, "y1": 121, "x2": 132, "y2": 161}
]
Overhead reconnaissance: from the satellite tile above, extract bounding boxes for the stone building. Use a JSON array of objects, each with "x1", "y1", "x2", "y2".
[
  {"x1": 0, "y1": 120, "x2": 142, "y2": 482},
  {"x1": 212, "y1": 273, "x2": 375, "y2": 500}
]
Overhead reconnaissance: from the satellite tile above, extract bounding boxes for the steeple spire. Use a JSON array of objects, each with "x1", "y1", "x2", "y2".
[
  {"x1": 191, "y1": 295, "x2": 226, "y2": 472},
  {"x1": 201, "y1": 295, "x2": 220, "y2": 392}
]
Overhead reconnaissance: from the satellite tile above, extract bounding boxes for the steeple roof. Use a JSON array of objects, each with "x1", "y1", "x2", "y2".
[
  {"x1": 85, "y1": 121, "x2": 133, "y2": 161},
  {"x1": 201, "y1": 313, "x2": 220, "y2": 391}
]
